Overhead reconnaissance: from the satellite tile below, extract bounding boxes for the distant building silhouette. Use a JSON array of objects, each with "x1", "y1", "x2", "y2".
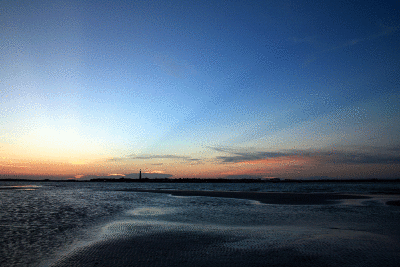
[{"x1": 139, "y1": 169, "x2": 142, "y2": 180}]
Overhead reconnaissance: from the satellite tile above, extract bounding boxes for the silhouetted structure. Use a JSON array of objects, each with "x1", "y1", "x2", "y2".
[{"x1": 139, "y1": 169, "x2": 142, "y2": 180}]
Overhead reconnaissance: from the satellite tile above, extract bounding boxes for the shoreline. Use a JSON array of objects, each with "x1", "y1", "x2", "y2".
[{"x1": 2, "y1": 178, "x2": 400, "y2": 183}]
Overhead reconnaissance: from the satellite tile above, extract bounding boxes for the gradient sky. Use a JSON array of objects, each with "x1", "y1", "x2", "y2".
[{"x1": 1, "y1": 0, "x2": 400, "y2": 180}]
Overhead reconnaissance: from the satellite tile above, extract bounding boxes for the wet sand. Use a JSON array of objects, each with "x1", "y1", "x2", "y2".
[
  {"x1": 386, "y1": 200, "x2": 400, "y2": 206},
  {"x1": 50, "y1": 232, "x2": 340, "y2": 267},
  {"x1": 49, "y1": 190, "x2": 400, "y2": 267},
  {"x1": 122, "y1": 189, "x2": 371, "y2": 205},
  {"x1": 51, "y1": 221, "x2": 400, "y2": 267}
]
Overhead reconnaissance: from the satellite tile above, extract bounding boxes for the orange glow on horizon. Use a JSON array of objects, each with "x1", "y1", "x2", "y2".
[{"x1": 1, "y1": 152, "x2": 398, "y2": 180}]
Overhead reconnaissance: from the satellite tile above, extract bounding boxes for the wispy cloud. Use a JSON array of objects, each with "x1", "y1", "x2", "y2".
[
  {"x1": 107, "y1": 154, "x2": 201, "y2": 163},
  {"x1": 325, "y1": 153, "x2": 400, "y2": 165},
  {"x1": 127, "y1": 154, "x2": 191, "y2": 160},
  {"x1": 210, "y1": 146, "x2": 293, "y2": 163},
  {"x1": 210, "y1": 146, "x2": 400, "y2": 165},
  {"x1": 216, "y1": 152, "x2": 290, "y2": 163},
  {"x1": 187, "y1": 158, "x2": 203, "y2": 165},
  {"x1": 106, "y1": 157, "x2": 127, "y2": 162},
  {"x1": 302, "y1": 22, "x2": 400, "y2": 66}
]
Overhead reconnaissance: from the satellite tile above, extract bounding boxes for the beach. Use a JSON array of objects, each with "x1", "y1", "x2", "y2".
[
  {"x1": 1, "y1": 182, "x2": 400, "y2": 267},
  {"x1": 52, "y1": 225, "x2": 397, "y2": 267},
  {"x1": 50, "y1": 188, "x2": 400, "y2": 267}
]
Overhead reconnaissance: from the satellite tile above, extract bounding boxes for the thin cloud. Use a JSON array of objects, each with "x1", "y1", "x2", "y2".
[
  {"x1": 210, "y1": 146, "x2": 291, "y2": 163},
  {"x1": 208, "y1": 146, "x2": 237, "y2": 153},
  {"x1": 128, "y1": 154, "x2": 191, "y2": 160},
  {"x1": 210, "y1": 146, "x2": 400, "y2": 165},
  {"x1": 106, "y1": 157, "x2": 126, "y2": 162},
  {"x1": 326, "y1": 153, "x2": 400, "y2": 165},
  {"x1": 187, "y1": 158, "x2": 203, "y2": 165},
  {"x1": 127, "y1": 154, "x2": 203, "y2": 164},
  {"x1": 106, "y1": 154, "x2": 193, "y2": 162},
  {"x1": 303, "y1": 22, "x2": 400, "y2": 66},
  {"x1": 216, "y1": 152, "x2": 291, "y2": 163},
  {"x1": 130, "y1": 155, "x2": 204, "y2": 164}
]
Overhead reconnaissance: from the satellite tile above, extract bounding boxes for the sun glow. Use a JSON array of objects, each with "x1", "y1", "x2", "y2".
[{"x1": 70, "y1": 160, "x2": 87, "y2": 165}]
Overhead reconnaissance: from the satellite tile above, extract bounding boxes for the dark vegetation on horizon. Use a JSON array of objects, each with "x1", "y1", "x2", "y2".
[{"x1": 1, "y1": 177, "x2": 400, "y2": 183}]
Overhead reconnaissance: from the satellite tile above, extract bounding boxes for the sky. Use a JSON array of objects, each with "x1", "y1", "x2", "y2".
[{"x1": 1, "y1": 0, "x2": 400, "y2": 180}]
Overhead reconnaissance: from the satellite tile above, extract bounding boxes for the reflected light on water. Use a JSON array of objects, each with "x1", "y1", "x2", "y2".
[
  {"x1": 126, "y1": 207, "x2": 177, "y2": 216},
  {"x1": 0, "y1": 185, "x2": 41, "y2": 190}
]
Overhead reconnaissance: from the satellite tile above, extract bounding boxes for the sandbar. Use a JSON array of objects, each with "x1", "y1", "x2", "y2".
[{"x1": 121, "y1": 189, "x2": 371, "y2": 205}]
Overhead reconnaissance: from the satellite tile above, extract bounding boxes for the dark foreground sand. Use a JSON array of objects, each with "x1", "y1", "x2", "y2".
[
  {"x1": 122, "y1": 189, "x2": 371, "y2": 205},
  {"x1": 51, "y1": 231, "x2": 356, "y2": 267},
  {"x1": 50, "y1": 191, "x2": 400, "y2": 267},
  {"x1": 51, "y1": 221, "x2": 400, "y2": 267}
]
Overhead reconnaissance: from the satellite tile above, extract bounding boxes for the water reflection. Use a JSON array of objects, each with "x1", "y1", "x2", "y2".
[
  {"x1": 55, "y1": 220, "x2": 400, "y2": 267},
  {"x1": 126, "y1": 207, "x2": 177, "y2": 216},
  {"x1": 0, "y1": 185, "x2": 41, "y2": 190},
  {"x1": 1, "y1": 181, "x2": 400, "y2": 267}
]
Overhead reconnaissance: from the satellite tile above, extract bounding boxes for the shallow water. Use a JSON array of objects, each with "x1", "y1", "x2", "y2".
[{"x1": 1, "y1": 181, "x2": 400, "y2": 266}]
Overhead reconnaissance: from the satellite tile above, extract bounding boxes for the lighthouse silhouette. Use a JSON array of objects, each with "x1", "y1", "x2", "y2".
[{"x1": 139, "y1": 169, "x2": 142, "y2": 180}]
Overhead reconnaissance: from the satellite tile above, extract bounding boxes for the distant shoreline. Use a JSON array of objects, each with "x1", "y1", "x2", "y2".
[{"x1": 1, "y1": 178, "x2": 400, "y2": 183}]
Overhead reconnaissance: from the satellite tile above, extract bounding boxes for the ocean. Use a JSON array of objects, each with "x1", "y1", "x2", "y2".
[{"x1": 1, "y1": 181, "x2": 400, "y2": 267}]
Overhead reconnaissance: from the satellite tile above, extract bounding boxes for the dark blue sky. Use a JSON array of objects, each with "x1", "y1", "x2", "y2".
[{"x1": 1, "y1": 0, "x2": 399, "y2": 178}]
